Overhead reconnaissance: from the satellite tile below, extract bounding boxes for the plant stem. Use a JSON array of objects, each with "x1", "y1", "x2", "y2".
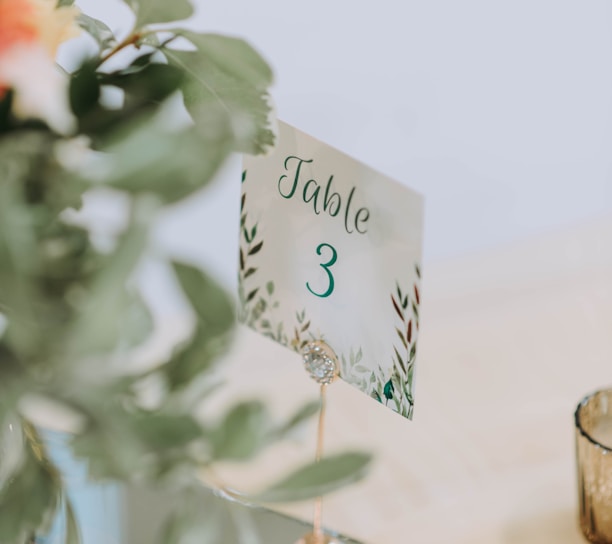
[{"x1": 99, "y1": 31, "x2": 142, "y2": 65}]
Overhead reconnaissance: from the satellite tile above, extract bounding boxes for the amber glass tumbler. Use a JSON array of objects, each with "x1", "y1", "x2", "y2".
[{"x1": 576, "y1": 389, "x2": 612, "y2": 543}]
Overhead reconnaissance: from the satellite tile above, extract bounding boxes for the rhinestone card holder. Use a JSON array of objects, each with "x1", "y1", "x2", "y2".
[
  {"x1": 295, "y1": 341, "x2": 342, "y2": 544},
  {"x1": 302, "y1": 341, "x2": 339, "y2": 385}
]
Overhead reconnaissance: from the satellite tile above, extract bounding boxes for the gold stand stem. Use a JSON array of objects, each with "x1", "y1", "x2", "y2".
[{"x1": 313, "y1": 383, "x2": 328, "y2": 539}]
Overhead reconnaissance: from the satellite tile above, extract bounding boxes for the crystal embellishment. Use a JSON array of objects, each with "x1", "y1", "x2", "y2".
[{"x1": 302, "y1": 341, "x2": 338, "y2": 385}]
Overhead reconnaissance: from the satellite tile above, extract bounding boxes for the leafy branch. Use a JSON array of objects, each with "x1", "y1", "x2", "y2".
[{"x1": 0, "y1": 1, "x2": 371, "y2": 542}]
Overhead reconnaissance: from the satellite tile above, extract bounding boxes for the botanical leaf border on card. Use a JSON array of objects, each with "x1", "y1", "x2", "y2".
[
  {"x1": 239, "y1": 169, "x2": 421, "y2": 419},
  {"x1": 238, "y1": 170, "x2": 319, "y2": 350}
]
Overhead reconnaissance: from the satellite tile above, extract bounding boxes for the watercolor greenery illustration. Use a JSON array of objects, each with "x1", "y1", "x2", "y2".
[
  {"x1": 339, "y1": 264, "x2": 421, "y2": 419},
  {"x1": 238, "y1": 170, "x2": 317, "y2": 351},
  {"x1": 370, "y1": 265, "x2": 421, "y2": 419},
  {"x1": 239, "y1": 168, "x2": 422, "y2": 419}
]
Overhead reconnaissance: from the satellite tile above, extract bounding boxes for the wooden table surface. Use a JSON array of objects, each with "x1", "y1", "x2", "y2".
[{"x1": 203, "y1": 216, "x2": 612, "y2": 544}]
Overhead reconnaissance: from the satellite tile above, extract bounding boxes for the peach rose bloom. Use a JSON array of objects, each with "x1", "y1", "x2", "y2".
[{"x1": 0, "y1": 0, "x2": 80, "y2": 133}]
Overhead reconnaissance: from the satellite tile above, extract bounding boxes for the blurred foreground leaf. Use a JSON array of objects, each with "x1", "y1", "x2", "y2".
[
  {"x1": 209, "y1": 401, "x2": 269, "y2": 461},
  {"x1": 165, "y1": 32, "x2": 274, "y2": 154},
  {"x1": 252, "y1": 452, "x2": 372, "y2": 503},
  {"x1": 122, "y1": 0, "x2": 194, "y2": 27}
]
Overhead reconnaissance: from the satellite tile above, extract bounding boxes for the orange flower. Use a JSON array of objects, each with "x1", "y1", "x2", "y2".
[
  {"x1": 0, "y1": 0, "x2": 80, "y2": 57},
  {"x1": 0, "y1": 0, "x2": 38, "y2": 53},
  {"x1": 0, "y1": 0, "x2": 80, "y2": 133}
]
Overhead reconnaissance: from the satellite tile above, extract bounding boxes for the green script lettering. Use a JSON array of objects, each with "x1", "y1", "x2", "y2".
[{"x1": 277, "y1": 155, "x2": 370, "y2": 235}]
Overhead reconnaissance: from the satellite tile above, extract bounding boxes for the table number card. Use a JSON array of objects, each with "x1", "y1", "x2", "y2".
[{"x1": 239, "y1": 121, "x2": 424, "y2": 419}]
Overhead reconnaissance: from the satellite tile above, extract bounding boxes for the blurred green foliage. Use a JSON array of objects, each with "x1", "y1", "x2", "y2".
[{"x1": 0, "y1": 1, "x2": 371, "y2": 542}]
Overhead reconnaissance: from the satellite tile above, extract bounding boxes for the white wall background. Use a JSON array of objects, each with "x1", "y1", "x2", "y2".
[
  {"x1": 76, "y1": 0, "x2": 612, "y2": 273},
  {"x1": 194, "y1": 0, "x2": 612, "y2": 260}
]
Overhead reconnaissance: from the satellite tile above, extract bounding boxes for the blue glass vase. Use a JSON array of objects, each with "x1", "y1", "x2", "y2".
[{"x1": 36, "y1": 432, "x2": 122, "y2": 544}]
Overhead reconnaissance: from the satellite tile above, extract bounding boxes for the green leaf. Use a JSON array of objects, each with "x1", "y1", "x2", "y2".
[
  {"x1": 209, "y1": 401, "x2": 269, "y2": 461},
  {"x1": 56, "y1": 0, "x2": 74, "y2": 6},
  {"x1": 102, "y1": 114, "x2": 234, "y2": 203},
  {"x1": 76, "y1": 14, "x2": 116, "y2": 51},
  {"x1": 68, "y1": 199, "x2": 155, "y2": 357},
  {"x1": 0, "y1": 423, "x2": 62, "y2": 543},
  {"x1": 246, "y1": 288, "x2": 259, "y2": 302},
  {"x1": 248, "y1": 241, "x2": 263, "y2": 256},
  {"x1": 0, "y1": 90, "x2": 12, "y2": 132},
  {"x1": 163, "y1": 324, "x2": 219, "y2": 390},
  {"x1": 164, "y1": 33, "x2": 275, "y2": 155},
  {"x1": 172, "y1": 261, "x2": 234, "y2": 336},
  {"x1": 102, "y1": 62, "x2": 184, "y2": 108},
  {"x1": 383, "y1": 379, "x2": 394, "y2": 400},
  {"x1": 159, "y1": 490, "x2": 220, "y2": 544},
  {"x1": 409, "y1": 343, "x2": 417, "y2": 361},
  {"x1": 266, "y1": 281, "x2": 274, "y2": 296},
  {"x1": 133, "y1": 413, "x2": 202, "y2": 450},
  {"x1": 177, "y1": 31, "x2": 272, "y2": 90},
  {"x1": 252, "y1": 452, "x2": 372, "y2": 503},
  {"x1": 64, "y1": 495, "x2": 81, "y2": 544},
  {"x1": 275, "y1": 401, "x2": 319, "y2": 437},
  {"x1": 137, "y1": 32, "x2": 161, "y2": 47},
  {"x1": 0, "y1": 132, "x2": 51, "y2": 357},
  {"x1": 123, "y1": 0, "x2": 193, "y2": 27},
  {"x1": 393, "y1": 346, "x2": 405, "y2": 374},
  {"x1": 70, "y1": 60, "x2": 101, "y2": 118},
  {"x1": 395, "y1": 327, "x2": 407, "y2": 349},
  {"x1": 118, "y1": 290, "x2": 154, "y2": 348},
  {"x1": 122, "y1": 0, "x2": 193, "y2": 27},
  {"x1": 391, "y1": 295, "x2": 404, "y2": 321}
]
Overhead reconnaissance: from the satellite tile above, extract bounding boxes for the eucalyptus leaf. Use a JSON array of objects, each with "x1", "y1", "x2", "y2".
[
  {"x1": 101, "y1": 115, "x2": 234, "y2": 203},
  {"x1": 159, "y1": 490, "x2": 220, "y2": 544},
  {"x1": 131, "y1": 413, "x2": 202, "y2": 450},
  {"x1": 172, "y1": 261, "x2": 234, "y2": 336},
  {"x1": 68, "y1": 198, "x2": 155, "y2": 357},
  {"x1": 164, "y1": 37, "x2": 274, "y2": 155},
  {"x1": 0, "y1": 90, "x2": 12, "y2": 132},
  {"x1": 0, "y1": 132, "x2": 51, "y2": 357},
  {"x1": 123, "y1": 0, "x2": 194, "y2": 27},
  {"x1": 0, "y1": 424, "x2": 61, "y2": 544},
  {"x1": 251, "y1": 452, "x2": 372, "y2": 503},
  {"x1": 101, "y1": 62, "x2": 183, "y2": 108},
  {"x1": 274, "y1": 400, "x2": 319, "y2": 438},
  {"x1": 69, "y1": 403, "x2": 152, "y2": 479},
  {"x1": 164, "y1": 325, "x2": 222, "y2": 391},
  {"x1": 70, "y1": 59, "x2": 100, "y2": 118},
  {"x1": 177, "y1": 31, "x2": 273, "y2": 90},
  {"x1": 64, "y1": 495, "x2": 81, "y2": 544},
  {"x1": 209, "y1": 401, "x2": 269, "y2": 461},
  {"x1": 118, "y1": 289, "x2": 154, "y2": 348},
  {"x1": 76, "y1": 14, "x2": 116, "y2": 51}
]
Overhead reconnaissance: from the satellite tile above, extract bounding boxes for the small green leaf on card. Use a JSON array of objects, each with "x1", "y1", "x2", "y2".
[
  {"x1": 391, "y1": 295, "x2": 403, "y2": 321},
  {"x1": 383, "y1": 379, "x2": 394, "y2": 400},
  {"x1": 246, "y1": 288, "x2": 259, "y2": 302},
  {"x1": 395, "y1": 327, "x2": 407, "y2": 349},
  {"x1": 248, "y1": 241, "x2": 263, "y2": 256},
  {"x1": 393, "y1": 347, "x2": 405, "y2": 374}
]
